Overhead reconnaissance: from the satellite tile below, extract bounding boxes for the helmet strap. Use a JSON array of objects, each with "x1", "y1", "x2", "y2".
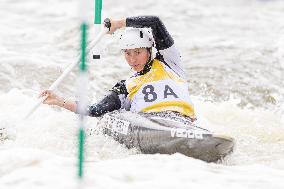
[
  {"x1": 146, "y1": 48, "x2": 152, "y2": 62},
  {"x1": 136, "y1": 48, "x2": 153, "y2": 76}
]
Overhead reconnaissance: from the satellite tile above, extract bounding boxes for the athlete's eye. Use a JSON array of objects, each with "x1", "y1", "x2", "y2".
[{"x1": 124, "y1": 51, "x2": 131, "y2": 56}]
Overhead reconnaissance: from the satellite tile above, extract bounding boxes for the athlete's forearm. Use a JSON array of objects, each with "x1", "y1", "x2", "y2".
[
  {"x1": 56, "y1": 98, "x2": 77, "y2": 112},
  {"x1": 108, "y1": 19, "x2": 126, "y2": 33},
  {"x1": 115, "y1": 19, "x2": 126, "y2": 28},
  {"x1": 126, "y1": 16, "x2": 174, "y2": 50},
  {"x1": 87, "y1": 91, "x2": 122, "y2": 117}
]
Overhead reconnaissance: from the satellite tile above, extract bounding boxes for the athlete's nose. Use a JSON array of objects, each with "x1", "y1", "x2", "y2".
[{"x1": 128, "y1": 55, "x2": 137, "y2": 65}]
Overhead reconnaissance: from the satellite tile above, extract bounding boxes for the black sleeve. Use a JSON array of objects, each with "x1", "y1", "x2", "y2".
[
  {"x1": 126, "y1": 16, "x2": 174, "y2": 50},
  {"x1": 86, "y1": 80, "x2": 128, "y2": 117},
  {"x1": 110, "y1": 80, "x2": 128, "y2": 96},
  {"x1": 87, "y1": 91, "x2": 121, "y2": 117}
]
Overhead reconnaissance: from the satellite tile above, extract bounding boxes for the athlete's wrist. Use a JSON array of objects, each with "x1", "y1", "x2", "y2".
[
  {"x1": 114, "y1": 19, "x2": 126, "y2": 29},
  {"x1": 61, "y1": 99, "x2": 67, "y2": 108},
  {"x1": 56, "y1": 98, "x2": 65, "y2": 107},
  {"x1": 118, "y1": 19, "x2": 126, "y2": 28}
]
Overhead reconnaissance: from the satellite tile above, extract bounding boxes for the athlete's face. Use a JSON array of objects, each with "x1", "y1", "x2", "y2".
[{"x1": 123, "y1": 48, "x2": 150, "y2": 72}]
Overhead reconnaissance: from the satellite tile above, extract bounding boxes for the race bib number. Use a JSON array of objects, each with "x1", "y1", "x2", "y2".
[
  {"x1": 141, "y1": 84, "x2": 179, "y2": 103},
  {"x1": 131, "y1": 79, "x2": 193, "y2": 113}
]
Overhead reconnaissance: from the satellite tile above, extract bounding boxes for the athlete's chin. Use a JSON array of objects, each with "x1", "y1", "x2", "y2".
[{"x1": 132, "y1": 66, "x2": 143, "y2": 72}]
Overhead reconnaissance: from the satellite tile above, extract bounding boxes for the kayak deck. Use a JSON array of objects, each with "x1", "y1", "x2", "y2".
[{"x1": 97, "y1": 111, "x2": 235, "y2": 162}]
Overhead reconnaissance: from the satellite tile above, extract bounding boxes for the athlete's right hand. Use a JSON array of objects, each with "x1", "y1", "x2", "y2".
[{"x1": 39, "y1": 90, "x2": 62, "y2": 106}]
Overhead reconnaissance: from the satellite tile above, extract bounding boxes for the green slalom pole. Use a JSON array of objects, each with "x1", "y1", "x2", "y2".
[
  {"x1": 93, "y1": 0, "x2": 102, "y2": 60},
  {"x1": 77, "y1": 0, "x2": 103, "y2": 180},
  {"x1": 94, "y1": 0, "x2": 102, "y2": 24},
  {"x1": 77, "y1": 0, "x2": 89, "y2": 180},
  {"x1": 78, "y1": 22, "x2": 87, "y2": 179}
]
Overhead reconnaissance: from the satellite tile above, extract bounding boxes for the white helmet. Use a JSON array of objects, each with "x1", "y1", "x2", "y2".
[{"x1": 119, "y1": 27, "x2": 154, "y2": 50}]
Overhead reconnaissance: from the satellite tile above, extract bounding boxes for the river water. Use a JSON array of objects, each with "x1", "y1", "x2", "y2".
[{"x1": 0, "y1": 0, "x2": 283, "y2": 188}]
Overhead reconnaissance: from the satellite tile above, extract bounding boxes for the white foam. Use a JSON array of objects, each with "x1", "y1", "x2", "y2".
[{"x1": 1, "y1": 0, "x2": 284, "y2": 188}]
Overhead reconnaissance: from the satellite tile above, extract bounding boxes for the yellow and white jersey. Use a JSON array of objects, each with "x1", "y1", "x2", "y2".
[
  {"x1": 125, "y1": 59, "x2": 196, "y2": 118},
  {"x1": 88, "y1": 16, "x2": 197, "y2": 119}
]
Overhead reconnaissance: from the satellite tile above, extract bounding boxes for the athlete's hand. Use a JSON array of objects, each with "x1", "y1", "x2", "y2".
[
  {"x1": 105, "y1": 18, "x2": 126, "y2": 34},
  {"x1": 39, "y1": 90, "x2": 63, "y2": 106}
]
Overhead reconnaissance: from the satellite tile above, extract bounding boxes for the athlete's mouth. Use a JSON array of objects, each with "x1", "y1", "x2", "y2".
[{"x1": 132, "y1": 64, "x2": 139, "y2": 68}]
